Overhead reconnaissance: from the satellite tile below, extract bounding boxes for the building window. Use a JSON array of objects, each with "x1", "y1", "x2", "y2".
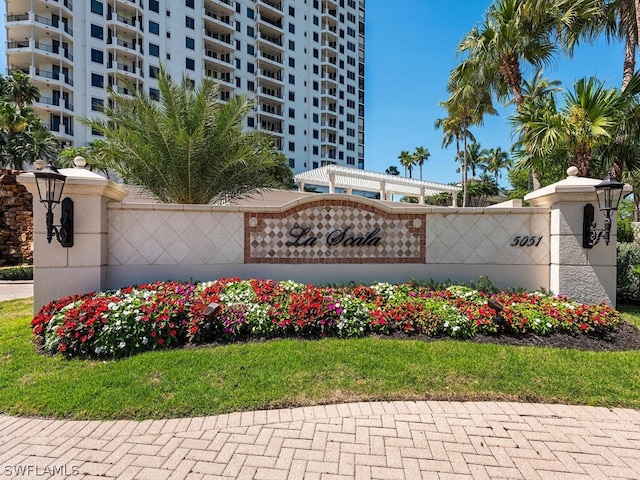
[
  {"x1": 247, "y1": 63, "x2": 254, "y2": 73},
  {"x1": 312, "y1": 97, "x2": 318, "y2": 107},
  {"x1": 185, "y1": 0, "x2": 194, "y2": 8},
  {"x1": 289, "y1": 158, "x2": 295, "y2": 168},
  {"x1": 149, "y1": 65, "x2": 159, "y2": 78},
  {"x1": 185, "y1": 16, "x2": 195, "y2": 29},
  {"x1": 289, "y1": 74, "x2": 295, "y2": 85},
  {"x1": 247, "y1": 80, "x2": 254, "y2": 91},
  {"x1": 289, "y1": 40, "x2": 295, "y2": 51},
  {"x1": 289, "y1": 125, "x2": 295, "y2": 135},
  {"x1": 289, "y1": 57, "x2": 295, "y2": 68},
  {"x1": 186, "y1": 37, "x2": 195, "y2": 50},
  {"x1": 247, "y1": 117, "x2": 255, "y2": 127},
  {"x1": 149, "y1": 43, "x2": 160, "y2": 57},
  {"x1": 313, "y1": 15, "x2": 319, "y2": 26},
  {"x1": 313, "y1": 129, "x2": 319, "y2": 139},
  {"x1": 289, "y1": 23, "x2": 295, "y2": 33},
  {"x1": 247, "y1": 45, "x2": 254, "y2": 55},
  {"x1": 247, "y1": 26, "x2": 254, "y2": 37},
  {"x1": 91, "y1": 73, "x2": 104, "y2": 88},
  {"x1": 313, "y1": 32, "x2": 319, "y2": 42},
  {"x1": 149, "y1": 21, "x2": 160, "y2": 34},
  {"x1": 150, "y1": 88, "x2": 160, "y2": 101},
  {"x1": 91, "y1": 97, "x2": 104, "y2": 111},
  {"x1": 247, "y1": 7, "x2": 254, "y2": 19},
  {"x1": 90, "y1": 48, "x2": 103, "y2": 64},
  {"x1": 186, "y1": 58, "x2": 195, "y2": 70},
  {"x1": 149, "y1": 0, "x2": 159, "y2": 12},
  {"x1": 91, "y1": 0, "x2": 103, "y2": 15},
  {"x1": 90, "y1": 24, "x2": 103, "y2": 39},
  {"x1": 288, "y1": 108, "x2": 295, "y2": 118},
  {"x1": 288, "y1": 142, "x2": 295, "y2": 152},
  {"x1": 289, "y1": 91, "x2": 295, "y2": 101},
  {"x1": 313, "y1": 113, "x2": 319, "y2": 123},
  {"x1": 313, "y1": 149, "x2": 318, "y2": 157}
]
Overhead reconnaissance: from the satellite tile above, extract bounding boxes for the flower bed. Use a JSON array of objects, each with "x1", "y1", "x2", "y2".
[{"x1": 31, "y1": 278, "x2": 621, "y2": 359}]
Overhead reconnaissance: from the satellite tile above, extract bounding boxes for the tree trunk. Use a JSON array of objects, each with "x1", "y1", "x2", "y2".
[{"x1": 462, "y1": 127, "x2": 468, "y2": 208}]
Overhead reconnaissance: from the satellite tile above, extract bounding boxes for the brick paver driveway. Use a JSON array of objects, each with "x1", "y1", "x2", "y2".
[{"x1": 1, "y1": 401, "x2": 639, "y2": 479}]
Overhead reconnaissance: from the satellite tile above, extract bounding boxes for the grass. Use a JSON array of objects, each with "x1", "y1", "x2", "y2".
[{"x1": 1, "y1": 297, "x2": 639, "y2": 420}]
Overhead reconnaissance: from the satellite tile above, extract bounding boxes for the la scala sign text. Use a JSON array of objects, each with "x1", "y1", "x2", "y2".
[{"x1": 286, "y1": 225, "x2": 382, "y2": 248}]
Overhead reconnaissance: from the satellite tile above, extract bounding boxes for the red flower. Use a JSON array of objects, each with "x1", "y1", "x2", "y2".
[{"x1": 157, "y1": 338, "x2": 165, "y2": 346}]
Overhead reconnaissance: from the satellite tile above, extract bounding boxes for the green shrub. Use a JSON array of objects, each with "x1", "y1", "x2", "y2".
[
  {"x1": 0, "y1": 266, "x2": 33, "y2": 281},
  {"x1": 617, "y1": 243, "x2": 640, "y2": 302}
]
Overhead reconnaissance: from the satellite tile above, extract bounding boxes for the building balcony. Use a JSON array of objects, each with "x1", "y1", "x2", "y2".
[
  {"x1": 257, "y1": 103, "x2": 283, "y2": 120},
  {"x1": 204, "y1": 30, "x2": 234, "y2": 52},
  {"x1": 257, "y1": 50, "x2": 283, "y2": 66},
  {"x1": 37, "y1": 95, "x2": 74, "y2": 114},
  {"x1": 257, "y1": 32, "x2": 283, "y2": 48},
  {"x1": 257, "y1": 0, "x2": 283, "y2": 15},
  {"x1": 204, "y1": 50, "x2": 234, "y2": 68},
  {"x1": 203, "y1": 9, "x2": 234, "y2": 33},
  {"x1": 257, "y1": 15, "x2": 283, "y2": 35},
  {"x1": 205, "y1": 69, "x2": 234, "y2": 89},
  {"x1": 108, "y1": 61, "x2": 143, "y2": 82},
  {"x1": 205, "y1": 0, "x2": 235, "y2": 16},
  {"x1": 259, "y1": 86, "x2": 283, "y2": 100},
  {"x1": 107, "y1": 37, "x2": 143, "y2": 59},
  {"x1": 204, "y1": 49, "x2": 235, "y2": 70},
  {"x1": 7, "y1": 12, "x2": 74, "y2": 39},
  {"x1": 257, "y1": 68, "x2": 283, "y2": 87},
  {"x1": 260, "y1": 121, "x2": 284, "y2": 136},
  {"x1": 33, "y1": 67, "x2": 74, "y2": 88}
]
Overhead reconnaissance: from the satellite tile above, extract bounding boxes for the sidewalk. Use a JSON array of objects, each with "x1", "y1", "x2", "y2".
[
  {"x1": 1, "y1": 401, "x2": 639, "y2": 479},
  {"x1": 0, "y1": 280, "x2": 33, "y2": 302}
]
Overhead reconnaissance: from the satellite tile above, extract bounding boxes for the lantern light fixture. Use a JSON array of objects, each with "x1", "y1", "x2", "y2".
[
  {"x1": 583, "y1": 175, "x2": 625, "y2": 248},
  {"x1": 32, "y1": 159, "x2": 74, "y2": 247}
]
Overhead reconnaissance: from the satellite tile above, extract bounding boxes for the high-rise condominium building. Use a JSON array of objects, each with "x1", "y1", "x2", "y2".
[{"x1": 4, "y1": 0, "x2": 365, "y2": 173}]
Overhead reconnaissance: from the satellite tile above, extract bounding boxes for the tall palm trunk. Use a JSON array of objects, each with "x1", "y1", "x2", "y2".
[{"x1": 613, "y1": 1, "x2": 638, "y2": 181}]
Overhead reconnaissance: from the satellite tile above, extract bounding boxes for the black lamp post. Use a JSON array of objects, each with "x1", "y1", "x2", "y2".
[
  {"x1": 583, "y1": 175, "x2": 625, "y2": 248},
  {"x1": 33, "y1": 159, "x2": 74, "y2": 247}
]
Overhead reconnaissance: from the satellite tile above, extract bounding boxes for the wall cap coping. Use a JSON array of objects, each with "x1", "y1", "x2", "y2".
[
  {"x1": 525, "y1": 171, "x2": 632, "y2": 207},
  {"x1": 106, "y1": 193, "x2": 550, "y2": 215},
  {"x1": 18, "y1": 168, "x2": 129, "y2": 202}
]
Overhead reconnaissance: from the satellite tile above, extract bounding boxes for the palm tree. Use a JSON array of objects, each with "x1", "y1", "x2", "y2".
[
  {"x1": 465, "y1": 142, "x2": 488, "y2": 179},
  {"x1": 484, "y1": 147, "x2": 511, "y2": 181},
  {"x1": 83, "y1": 68, "x2": 292, "y2": 204},
  {"x1": 398, "y1": 150, "x2": 414, "y2": 178},
  {"x1": 441, "y1": 59, "x2": 496, "y2": 206},
  {"x1": 385, "y1": 165, "x2": 400, "y2": 176},
  {"x1": 412, "y1": 146, "x2": 430, "y2": 180},
  {"x1": 1, "y1": 70, "x2": 40, "y2": 106},
  {"x1": 511, "y1": 76, "x2": 636, "y2": 178}
]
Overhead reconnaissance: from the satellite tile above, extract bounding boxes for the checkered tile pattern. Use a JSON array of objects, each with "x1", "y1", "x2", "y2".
[{"x1": 246, "y1": 200, "x2": 425, "y2": 264}]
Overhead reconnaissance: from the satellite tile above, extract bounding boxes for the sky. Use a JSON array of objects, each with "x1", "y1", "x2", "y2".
[{"x1": 0, "y1": 1, "x2": 626, "y2": 186}]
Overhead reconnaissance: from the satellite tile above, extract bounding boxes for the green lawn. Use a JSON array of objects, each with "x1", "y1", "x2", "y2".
[{"x1": 1, "y1": 297, "x2": 639, "y2": 420}]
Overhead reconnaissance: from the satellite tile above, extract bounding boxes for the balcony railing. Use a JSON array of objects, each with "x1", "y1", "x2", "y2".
[
  {"x1": 205, "y1": 30, "x2": 232, "y2": 45},
  {"x1": 205, "y1": 50, "x2": 233, "y2": 64},
  {"x1": 260, "y1": 87, "x2": 282, "y2": 99},
  {"x1": 259, "y1": 51, "x2": 282, "y2": 64},
  {"x1": 204, "y1": 10, "x2": 232, "y2": 26},
  {"x1": 259, "y1": 69, "x2": 282, "y2": 81},
  {"x1": 258, "y1": 32, "x2": 283, "y2": 46},
  {"x1": 259, "y1": 0, "x2": 283, "y2": 11},
  {"x1": 35, "y1": 68, "x2": 74, "y2": 86}
]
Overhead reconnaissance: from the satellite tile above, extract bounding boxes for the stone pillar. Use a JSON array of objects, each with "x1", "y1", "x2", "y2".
[
  {"x1": 525, "y1": 167, "x2": 631, "y2": 305},
  {"x1": 0, "y1": 170, "x2": 33, "y2": 265},
  {"x1": 18, "y1": 162, "x2": 128, "y2": 312}
]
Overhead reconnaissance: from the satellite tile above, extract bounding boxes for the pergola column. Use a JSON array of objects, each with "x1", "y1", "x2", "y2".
[
  {"x1": 328, "y1": 173, "x2": 336, "y2": 194},
  {"x1": 380, "y1": 181, "x2": 386, "y2": 201}
]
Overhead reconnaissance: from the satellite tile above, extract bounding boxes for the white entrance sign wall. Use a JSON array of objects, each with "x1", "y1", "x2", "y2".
[{"x1": 19, "y1": 167, "x2": 623, "y2": 312}]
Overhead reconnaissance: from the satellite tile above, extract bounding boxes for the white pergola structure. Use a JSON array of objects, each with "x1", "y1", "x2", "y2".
[{"x1": 294, "y1": 165, "x2": 461, "y2": 206}]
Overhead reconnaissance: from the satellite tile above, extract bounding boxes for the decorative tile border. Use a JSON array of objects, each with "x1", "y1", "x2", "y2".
[{"x1": 245, "y1": 199, "x2": 425, "y2": 264}]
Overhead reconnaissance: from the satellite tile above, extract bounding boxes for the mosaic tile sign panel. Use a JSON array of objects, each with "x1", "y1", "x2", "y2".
[{"x1": 245, "y1": 199, "x2": 426, "y2": 264}]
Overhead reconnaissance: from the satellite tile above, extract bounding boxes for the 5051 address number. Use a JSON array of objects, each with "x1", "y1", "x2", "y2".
[{"x1": 511, "y1": 235, "x2": 543, "y2": 247}]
